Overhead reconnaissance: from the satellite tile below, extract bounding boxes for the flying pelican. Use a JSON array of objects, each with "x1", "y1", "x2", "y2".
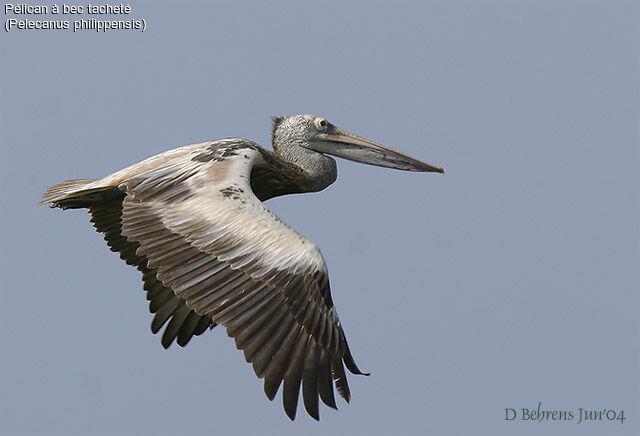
[{"x1": 41, "y1": 115, "x2": 444, "y2": 420}]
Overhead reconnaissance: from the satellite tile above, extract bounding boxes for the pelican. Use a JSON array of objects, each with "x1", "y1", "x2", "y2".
[{"x1": 41, "y1": 115, "x2": 444, "y2": 420}]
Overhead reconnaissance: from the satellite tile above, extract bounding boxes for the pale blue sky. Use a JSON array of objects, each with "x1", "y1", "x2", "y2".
[{"x1": 1, "y1": 1, "x2": 638, "y2": 435}]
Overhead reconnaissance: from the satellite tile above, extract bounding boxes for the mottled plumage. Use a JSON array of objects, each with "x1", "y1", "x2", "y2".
[{"x1": 42, "y1": 115, "x2": 443, "y2": 420}]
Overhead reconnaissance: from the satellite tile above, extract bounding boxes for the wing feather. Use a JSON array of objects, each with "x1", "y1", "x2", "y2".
[
  {"x1": 162, "y1": 304, "x2": 191, "y2": 348},
  {"x1": 302, "y1": 341, "x2": 320, "y2": 419},
  {"x1": 251, "y1": 315, "x2": 296, "y2": 378},
  {"x1": 317, "y1": 348, "x2": 337, "y2": 409},
  {"x1": 151, "y1": 297, "x2": 181, "y2": 333},
  {"x1": 282, "y1": 334, "x2": 310, "y2": 420},
  {"x1": 239, "y1": 305, "x2": 288, "y2": 368},
  {"x1": 263, "y1": 325, "x2": 303, "y2": 401},
  {"x1": 176, "y1": 311, "x2": 203, "y2": 346}
]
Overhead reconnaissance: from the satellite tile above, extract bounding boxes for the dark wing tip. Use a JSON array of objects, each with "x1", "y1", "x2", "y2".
[{"x1": 341, "y1": 334, "x2": 369, "y2": 376}]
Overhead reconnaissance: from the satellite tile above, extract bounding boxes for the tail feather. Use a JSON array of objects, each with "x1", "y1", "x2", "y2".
[
  {"x1": 41, "y1": 179, "x2": 96, "y2": 203},
  {"x1": 41, "y1": 179, "x2": 122, "y2": 209}
]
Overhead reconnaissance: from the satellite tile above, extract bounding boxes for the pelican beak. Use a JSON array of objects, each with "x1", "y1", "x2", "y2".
[{"x1": 314, "y1": 127, "x2": 444, "y2": 173}]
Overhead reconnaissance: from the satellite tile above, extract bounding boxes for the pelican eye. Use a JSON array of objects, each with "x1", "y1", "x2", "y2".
[{"x1": 314, "y1": 117, "x2": 329, "y2": 131}]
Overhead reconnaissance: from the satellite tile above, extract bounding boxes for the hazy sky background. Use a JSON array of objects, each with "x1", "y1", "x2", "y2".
[{"x1": 2, "y1": 1, "x2": 638, "y2": 435}]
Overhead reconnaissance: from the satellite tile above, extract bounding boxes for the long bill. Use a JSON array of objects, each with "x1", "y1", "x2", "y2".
[{"x1": 312, "y1": 127, "x2": 444, "y2": 173}]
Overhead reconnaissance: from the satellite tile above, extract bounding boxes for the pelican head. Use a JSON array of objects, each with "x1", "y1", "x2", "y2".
[{"x1": 271, "y1": 114, "x2": 444, "y2": 173}]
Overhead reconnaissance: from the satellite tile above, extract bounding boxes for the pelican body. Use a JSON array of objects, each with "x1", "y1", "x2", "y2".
[{"x1": 42, "y1": 115, "x2": 443, "y2": 420}]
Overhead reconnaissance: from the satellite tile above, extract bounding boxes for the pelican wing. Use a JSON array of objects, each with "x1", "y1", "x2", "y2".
[{"x1": 114, "y1": 140, "x2": 365, "y2": 420}]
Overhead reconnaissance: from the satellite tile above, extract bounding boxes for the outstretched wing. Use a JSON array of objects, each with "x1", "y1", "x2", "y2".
[{"x1": 114, "y1": 139, "x2": 366, "y2": 420}]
